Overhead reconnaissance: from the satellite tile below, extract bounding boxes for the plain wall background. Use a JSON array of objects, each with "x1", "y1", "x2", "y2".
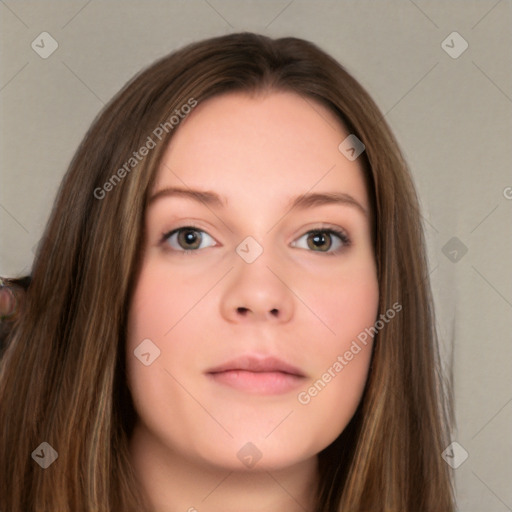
[{"x1": 1, "y1": 1, "x2": 511, "y2": 510}]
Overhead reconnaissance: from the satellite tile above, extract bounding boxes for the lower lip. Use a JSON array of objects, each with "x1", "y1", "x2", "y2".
[{"x1": 207, "y1": 370, "x2": 305, "y2": 395}]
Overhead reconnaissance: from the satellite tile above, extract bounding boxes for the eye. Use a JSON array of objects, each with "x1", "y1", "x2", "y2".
[
  {"x1": 292, "y1": 228, "x2": 350, "y2": 255},
  {"x1": 160, "y1": 226, "x2": 351, "y2": 256},
  {"x1": 161, "y1": 226, "x2": 216, "y2": 253}
]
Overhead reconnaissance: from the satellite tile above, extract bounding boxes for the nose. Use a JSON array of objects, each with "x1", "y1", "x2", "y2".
[{"x1": 219, "y1": 246, "x2": 294, "y2": 324}]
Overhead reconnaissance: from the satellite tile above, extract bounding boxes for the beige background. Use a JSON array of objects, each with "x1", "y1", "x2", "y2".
[{"x1": 1, "y1": 1, "x2": 511, "y2": 510}]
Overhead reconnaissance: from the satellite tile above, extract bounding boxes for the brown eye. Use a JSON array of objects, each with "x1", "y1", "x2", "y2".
[
  {"x1": 292, "y1": 228, "x2": 350, "y2": 254},
  {"x1": 306, "y1": 231, "x2": 332, "y2": 251},
  {"x1": 162, "y1": 227, "x2": 216, "y2": 253},
  {"x1": 177, "y1": 229, "x2": 202, "y2": 250}
]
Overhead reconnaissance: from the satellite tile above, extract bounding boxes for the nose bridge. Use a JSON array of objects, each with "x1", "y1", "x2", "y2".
[
  {"x1": 220, "y1": 234, "x2": 294, "y2": 322},
  {"x1": 234, "y1": 234, "x2": 282, "y2": 295}
]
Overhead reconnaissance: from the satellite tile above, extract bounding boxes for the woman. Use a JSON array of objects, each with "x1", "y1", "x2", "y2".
[{"x1": 0, "y1": 32, "x2": 455, "y2": 511}]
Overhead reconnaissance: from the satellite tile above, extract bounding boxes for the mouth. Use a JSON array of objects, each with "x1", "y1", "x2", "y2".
[{"x1": 205, "y1": 355, "x2": 306, "y2": 395}]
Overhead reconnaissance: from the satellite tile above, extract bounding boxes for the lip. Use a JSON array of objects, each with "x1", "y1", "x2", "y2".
[{"x1": 206, "y1": 355, "x2": 306, "y2": 395}]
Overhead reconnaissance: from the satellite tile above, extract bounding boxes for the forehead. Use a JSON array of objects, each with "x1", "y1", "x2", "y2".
[{"x1": 152, "y1": 91, "x2": 369, "y2": 213}]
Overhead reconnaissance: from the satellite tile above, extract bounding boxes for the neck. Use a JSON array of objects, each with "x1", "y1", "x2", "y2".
[{"x1": 129, "y1": 422, "x2": 319, "y2": 512}]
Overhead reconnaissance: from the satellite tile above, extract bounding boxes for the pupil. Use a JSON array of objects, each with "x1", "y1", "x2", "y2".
[
  {"x1": 310, "y1": 232, "x2": 330, "y2": 251},
  {"x1": 181, "y1": 229, "x2": 200, "y2": 249}
]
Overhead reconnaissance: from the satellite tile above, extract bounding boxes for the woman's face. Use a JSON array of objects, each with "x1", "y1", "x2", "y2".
[{"x1": 126, "y1": 91, "x2": 379, "y2": 471}]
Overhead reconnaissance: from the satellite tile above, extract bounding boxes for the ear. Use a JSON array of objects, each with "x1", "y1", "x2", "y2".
[
  {"x1": 0, "y1": 283, "x2": 17, "y2": 319},
  {"x1": 0, "y1": 277, "x2": 29, "y2": 320}
]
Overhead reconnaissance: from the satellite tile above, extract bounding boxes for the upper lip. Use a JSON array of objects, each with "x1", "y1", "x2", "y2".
[{"x1": 206, "y1": 355, "x2": 306, "y2": 377}]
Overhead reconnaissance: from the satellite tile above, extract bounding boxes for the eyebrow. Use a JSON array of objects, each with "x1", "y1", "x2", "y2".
[{"x1": 148, "y1": 187, "x2": 368, "y2": 217}]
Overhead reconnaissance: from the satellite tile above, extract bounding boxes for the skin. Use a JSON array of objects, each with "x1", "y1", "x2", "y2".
[{"x1": 126, "y1": 91, "x2": 379, "y2": 512}]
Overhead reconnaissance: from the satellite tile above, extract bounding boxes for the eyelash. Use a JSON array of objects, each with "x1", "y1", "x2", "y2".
[{"x1": 159, "y1": 225, "x2": 351, "y2": 257}]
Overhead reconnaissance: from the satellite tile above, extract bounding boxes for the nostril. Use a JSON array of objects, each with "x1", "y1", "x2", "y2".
[{"x1": 235, "y1": 307, "x2": 279, "y2": 316}]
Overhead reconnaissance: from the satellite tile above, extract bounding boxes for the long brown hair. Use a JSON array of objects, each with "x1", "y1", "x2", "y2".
[{"x1": 0, "y1": 32, "x2": 455, "y2": 511}]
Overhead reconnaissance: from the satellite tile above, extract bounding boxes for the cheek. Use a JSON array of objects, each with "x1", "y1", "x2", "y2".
[
  {"x1": 126, "y1": 260, "x2": 203, "y2": 350},
  {"x1": 308, "y1": 256, "x2": 379, "y2": 351},
  {"x1": 125, "y1": 264, "x2": 207, "y2": 453},
  {"x1": 295, "y1": 342, "x2": 373, "y2": 453},
  {"x1": 293, "y1": 259, "x2": 379, "y2": 442},
  {"x1": 326, "y1": 272, "x2": 379, "y2": 342},
  {"x1": 125, "y1": 262, "x2": 190, "y2": 400}
]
